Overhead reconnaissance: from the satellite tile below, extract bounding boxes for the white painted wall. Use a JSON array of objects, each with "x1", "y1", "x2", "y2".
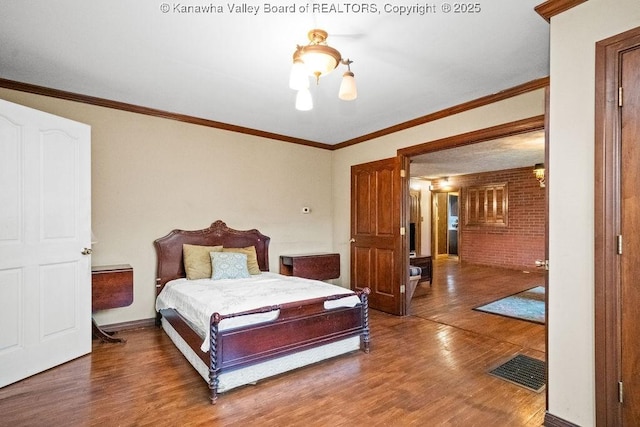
[{"x1": 547, "y1": 1, "x2": 640, "y2": 425}]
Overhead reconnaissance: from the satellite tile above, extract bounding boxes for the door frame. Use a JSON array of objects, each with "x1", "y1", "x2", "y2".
[
  {"x1": 594, "y1": 25, "x2": 640, "y2": 426},
  {"x1": 430, "y1": 189, "x2": 461, "y2": 259},
  {"x1": 397, "y1": 112, "x2": 547, "y2": 384}
]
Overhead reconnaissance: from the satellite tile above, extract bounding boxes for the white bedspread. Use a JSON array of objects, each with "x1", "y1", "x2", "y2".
[{"x1": 155, "y1": 272, "x2": 360, "y2": 351}]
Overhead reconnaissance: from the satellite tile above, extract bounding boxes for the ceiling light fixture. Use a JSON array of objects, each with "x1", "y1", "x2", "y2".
[{"x1": 289, "y1": 29, "x2": 357, "y2": 110}]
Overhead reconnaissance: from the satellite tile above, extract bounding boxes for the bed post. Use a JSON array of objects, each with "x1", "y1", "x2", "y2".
[
  {"x1": 209, "y1": 313, "x2": 221, "y2": 404},
  {"x1": 360, "y1": 287, "x2": 371, "y2": 353}
]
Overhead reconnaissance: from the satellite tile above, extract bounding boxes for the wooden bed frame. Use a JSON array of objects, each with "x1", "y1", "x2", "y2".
[{"x1": 154, "y1": 220, "x2": 370, "y2": 403}]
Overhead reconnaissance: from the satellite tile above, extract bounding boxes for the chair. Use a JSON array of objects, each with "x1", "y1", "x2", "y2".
[{"x1": 406, "y1": 265, "x2": 423, "y2": 308}]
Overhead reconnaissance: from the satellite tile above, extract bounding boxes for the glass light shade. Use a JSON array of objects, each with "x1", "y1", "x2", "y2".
[
  {"x1": 289, "y1": 60, "x2": 309, "y2": 90},
  {"x1": 533, "y1": 163, "x2": 545, "y2": 187},
  {"x1": 300, "y1": 45, "x2": 341, "y2": 78},
  {"x1": 295, "y1": 88, "x2": 313, "y2": 111},
  {"x1": 338, "y1": 72, "x2": 357, "y2": 101}
]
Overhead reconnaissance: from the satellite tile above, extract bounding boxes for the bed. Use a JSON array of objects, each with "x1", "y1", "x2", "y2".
[{"x1": 154, "y1": 220, "x2": 371, "y2": 404}]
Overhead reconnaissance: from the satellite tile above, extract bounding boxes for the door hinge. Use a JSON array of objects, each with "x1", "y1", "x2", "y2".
[
  {"x1": 400, "y1": 169, "x2": 406, "y2": 178},
  {"x1": 617, "y1": 235, "x2": 623, "y2": 255},
  {"x1": 619, "y1": 381, "x2": 624, "y2": 403},
  {"x1": 400, "y1": 284, "x2": 406, "y2": 294},
  {"x1": 619, "y1": 87, "x2": 623, "y2": 107},
  {"x1": 400, "y1": 226, "x2": 406, "y2": 236}
]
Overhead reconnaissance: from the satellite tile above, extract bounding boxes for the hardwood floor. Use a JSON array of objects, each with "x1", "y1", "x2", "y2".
[{"x1": 0, "y1": 259, "x2": 546, "y2": 426}]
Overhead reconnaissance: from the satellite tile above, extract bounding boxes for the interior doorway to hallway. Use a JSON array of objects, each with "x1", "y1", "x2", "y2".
[{"x1": 431, "y1": 190, "x2": 459, "y2": 259}]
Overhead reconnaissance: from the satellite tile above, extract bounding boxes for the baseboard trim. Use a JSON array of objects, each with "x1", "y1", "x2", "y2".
[
  {"x1": 100, "y1": 318, "x2": 156, "y2": 333},
  {"x1": 544, "y1": 412, "x2": 579, "y2": 427}
]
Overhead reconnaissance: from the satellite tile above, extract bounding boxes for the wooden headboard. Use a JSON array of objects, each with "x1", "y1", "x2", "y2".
[{"x1": 153, "y1": 220, "x2": 271, "y2": 294}]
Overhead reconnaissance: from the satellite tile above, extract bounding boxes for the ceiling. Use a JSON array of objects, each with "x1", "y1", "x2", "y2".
[
  {"x1": 0, "y1": 1, "x2": 549, "y2": 146},
  {"x1": 409, "y1": 130, "x2": 545, "y2": 179}
]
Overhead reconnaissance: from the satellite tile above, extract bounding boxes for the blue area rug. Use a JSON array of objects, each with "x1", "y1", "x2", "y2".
[{"x1": 474, "y1": 286, "x2": 545, "y2": 324}]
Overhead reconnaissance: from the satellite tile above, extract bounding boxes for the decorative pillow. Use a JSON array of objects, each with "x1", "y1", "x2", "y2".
[
  {"x1": 210, "y1": 252, "x2": 251, "y2": 280},
  {"x1": 222, "y1": 246, "x2": 261, "y2": 274},
  {"x1": 183, "y1": 244, "x2": 223, "y2": 280}
]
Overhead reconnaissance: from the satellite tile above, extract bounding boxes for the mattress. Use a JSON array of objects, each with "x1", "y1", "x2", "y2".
[{"x1": 156, "y1": 272, "x2": 361, "y2": 351}]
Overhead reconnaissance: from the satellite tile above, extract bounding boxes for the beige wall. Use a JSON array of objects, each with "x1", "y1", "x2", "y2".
[
  {"x1": 0, "y1": 88, "x2": 336, "y2": 326},
  {"x1": 0, "y1": 82, "x2": 546, "y2": 352},
  {"x1": 548, "y1": 1, "x2": 640, "y2": 425}
]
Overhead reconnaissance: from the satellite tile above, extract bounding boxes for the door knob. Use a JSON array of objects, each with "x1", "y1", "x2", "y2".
[
  {"x1": 81, "y1": 248, "x2": 93, "y2": 255},
  {"x1": 349, "y1": 238, "x2": 356, "y2": 243}
]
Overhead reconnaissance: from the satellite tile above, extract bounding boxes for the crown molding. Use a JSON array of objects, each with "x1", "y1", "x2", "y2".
[
  {"x1": 0, "y1": 76, "x2": 549, "y2": 151},
  {"x1": 0, "y1": 77, "x2": 330, "y2": 149},
  {"x1": 535, "y1": 0, "x2": 587, "y2": 22},
  {"x1": 398, "y1": 115, "x2": 545, "y2": 158},
  {"x1": 333, "y1": 76, "x2": 549, "y2": 150}
]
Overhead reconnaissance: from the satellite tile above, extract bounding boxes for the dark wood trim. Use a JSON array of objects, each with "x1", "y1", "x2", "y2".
[
  {"x1": 594, "y1": 25, "x2": 640, "y2": 427},
  {"x1": 535, "y1": 0, "x2": 587, "y2": 22},
  {"x1": 398, "y1": 115, "x2": 545, "y2": 158},
  {"x1": 0, "y1": 78, "x2": 331, "y2": 150},
  {"x1": 0, "y1": 76, "x2": 548, "y2": 150},
  {"x1": 335, "y1": 77, "x2": 549, "y2": 149},
  {"x1": 100, "y1": 318, "x2": 156, "y2": 333},
  {"x1": 543, "y1": 412, "x2": 580, "y2": 427}
]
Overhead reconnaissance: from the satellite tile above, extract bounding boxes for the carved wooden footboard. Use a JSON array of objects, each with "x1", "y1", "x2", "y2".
[
  {"x1": 154, "y1": 221, "x2": 371, "y2": 403},
  {"x1": 208, "y1": 289, "x2": 370, "y2": 403}
]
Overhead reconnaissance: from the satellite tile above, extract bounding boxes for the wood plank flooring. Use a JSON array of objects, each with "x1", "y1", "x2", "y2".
[{"x1": 0, "y1": 259, "x2": 546, "y2": 426}]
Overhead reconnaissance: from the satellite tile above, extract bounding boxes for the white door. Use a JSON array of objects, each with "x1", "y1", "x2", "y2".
[{"x1": 0, "y1": 99, "x2": 91, "y2": 388}]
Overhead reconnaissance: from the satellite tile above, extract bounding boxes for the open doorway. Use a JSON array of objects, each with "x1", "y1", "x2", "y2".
[
  {"x1": 402, "y1": 117, "x2": 546, "y2": 279},
  {"x1": 399, "y1": 114, "x2": 548, "y2": 415}
]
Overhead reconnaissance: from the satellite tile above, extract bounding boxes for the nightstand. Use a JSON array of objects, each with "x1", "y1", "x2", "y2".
[
  {"x1": 91, "y1": 264, "x2": 133, "y2": 343},
  {"x1": 279, "y1": 253, "x2": 340, "y2": 281}
]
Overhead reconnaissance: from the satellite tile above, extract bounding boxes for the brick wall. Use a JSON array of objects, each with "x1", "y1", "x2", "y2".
[{"x1": 454, "y1": 166, "x2": 545, "y2": 271}]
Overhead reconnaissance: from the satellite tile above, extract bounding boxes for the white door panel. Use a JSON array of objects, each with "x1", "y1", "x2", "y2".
[
  {"x1": 0, "y1": 268, "x2": 21, "y2": 354},
  {"x1": 0, "y1": 99, "x2": 91, "y2": 388}
]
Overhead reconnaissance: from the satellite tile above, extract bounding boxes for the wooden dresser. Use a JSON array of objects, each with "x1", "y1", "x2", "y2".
[
  {"x1": 279, "y1": 253, "x2": 340, "y2": 281},
  {"x1": 91, "y1": 264, "x2": 133, "y2": 343}
]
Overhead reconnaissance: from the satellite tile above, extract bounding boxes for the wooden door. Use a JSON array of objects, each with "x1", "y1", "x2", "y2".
[
  {"x1": 409, "y1": 189, "x2": 421, "y2": 253},
  {"x1": 434, "y1": 192, "x2": 448, "y2": 256},
  {"x1": 595, "y1": 27, "x2": 640, "y2": 426},
  {"x1": 351, "y1": 157, "x2": 403, "y2": 315},
  {"x1": 0, "y1": 99, "x2": 92, "y2": 388},
  {"x1": 620, "y1": 45, "x2": 640, "y2": 426}
]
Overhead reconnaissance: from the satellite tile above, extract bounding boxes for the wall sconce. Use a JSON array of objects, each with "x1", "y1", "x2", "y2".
[{"x1": 533, "y1": 163, "x2": 545, "y2": 188}]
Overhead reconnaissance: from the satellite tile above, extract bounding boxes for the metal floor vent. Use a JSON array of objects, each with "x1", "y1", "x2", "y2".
[{"x1": 489, "y1": 354, "x2": 546, "y2": 393}]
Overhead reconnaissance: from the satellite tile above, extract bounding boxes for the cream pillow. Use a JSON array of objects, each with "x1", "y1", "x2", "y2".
[
  {"x1": 222, "y1": 246, "x2": 261, "y2": 275},
  {"x1": 183, "y1": 244, "x2": 223, "y2": 280}
]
